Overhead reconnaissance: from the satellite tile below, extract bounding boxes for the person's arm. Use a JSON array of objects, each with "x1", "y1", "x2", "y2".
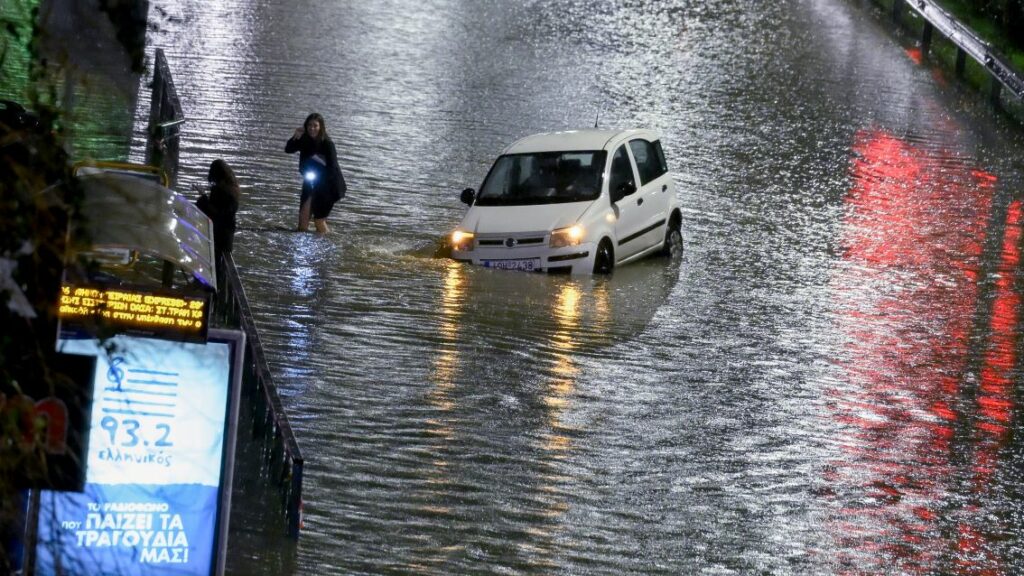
[
  {"x1": 196, "y1": 193, "x2": 211, "y2": 215},
  {"x1": 285, "y1": 129, "x2": 304, "y2": 153}
]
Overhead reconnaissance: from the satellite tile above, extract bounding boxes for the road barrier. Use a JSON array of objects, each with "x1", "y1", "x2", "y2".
[
  {"x1": 146, "y1": 52, "x2": 305, "y2": 539},
  {"x1": 212, "y1": 254, "x2": 305, "y2": 539},
  {"x1": 890, "y1": 0, "x2": 1024, "y2": 107},
  {"x1": 146, "y1": 48, "x2": 184, "y2": 185}
]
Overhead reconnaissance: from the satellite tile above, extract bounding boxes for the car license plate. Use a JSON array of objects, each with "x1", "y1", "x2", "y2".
[{"x1": 482, "y1": 258, "x2": 541, "y2": 272}]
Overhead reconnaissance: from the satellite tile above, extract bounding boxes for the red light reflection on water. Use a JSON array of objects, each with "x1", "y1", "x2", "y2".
[
  {"x1": 954, "y1": 199, "x2": 1020, "y2": 574},
  {"x1": 903, "y1": 47, "x2": 949, "y2": 85},
  {"x1": 828, "y1": 128, "x2": 1016, "y2": 574}
]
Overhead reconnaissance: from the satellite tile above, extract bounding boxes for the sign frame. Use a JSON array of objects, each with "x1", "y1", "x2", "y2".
[{"x1": 31, "y1": 328, "x2": 245, "y2": 576}]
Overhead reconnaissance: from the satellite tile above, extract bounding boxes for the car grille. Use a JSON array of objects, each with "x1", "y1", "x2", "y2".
[{"x1": 477, "y1": 234, "x2": 546, "y2": 248}]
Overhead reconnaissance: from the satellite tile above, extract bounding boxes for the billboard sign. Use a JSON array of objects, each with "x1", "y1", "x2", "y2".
[{"x1": 35, "y1": 329, "x2": 244, "y2": 576}]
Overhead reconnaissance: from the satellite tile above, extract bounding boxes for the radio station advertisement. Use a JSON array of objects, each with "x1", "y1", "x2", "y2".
[{"x1": 35, "y1": 332, "x2": 242, "y2": 576}]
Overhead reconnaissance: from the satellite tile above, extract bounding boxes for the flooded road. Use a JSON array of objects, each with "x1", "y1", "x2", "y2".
[{"x1": 135, "y1": 0, "x2": 1024, "y2": 573}]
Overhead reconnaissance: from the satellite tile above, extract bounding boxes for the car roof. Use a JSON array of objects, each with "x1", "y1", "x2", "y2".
[{"x1": 503, "y1": 129, "x2": 660, "y2": 154}]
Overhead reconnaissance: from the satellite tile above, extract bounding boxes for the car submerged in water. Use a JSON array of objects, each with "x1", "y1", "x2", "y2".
[{"x1": 450, "y1": 129, "x2": 682, "y2": 274}]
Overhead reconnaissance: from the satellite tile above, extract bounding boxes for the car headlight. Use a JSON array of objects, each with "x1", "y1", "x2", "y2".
[
  {"x1": 549, "y1": 225, "x2": 584, "y2": 248},
  {"x1": 451, "y1": 230, "x2": 474, "y2": 251}
]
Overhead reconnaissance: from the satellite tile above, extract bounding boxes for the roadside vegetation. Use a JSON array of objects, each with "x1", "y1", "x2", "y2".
[
  {"x1": 934, "y1": 0, "x2": 1024, "y2": 70},
  {"x1": 867, "y1": 0, "x2": 1024, "y2": 120},
  {"x1": 0, "y1": 1, "x2": 147, "y2": 571}
]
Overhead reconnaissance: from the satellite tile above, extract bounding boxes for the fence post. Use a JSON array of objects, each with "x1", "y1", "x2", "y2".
[
  {"x1": 287, "y1": 460, "x2": 304, "y2": 538},
  {"x1": 20, "y1": 491, "x2": 39, "y2": 576},
  {"x1": 212, "y1": 250, "x2": 306, "y2": 540},
  {"x1": 146, "y1": 52, "x2": 165, "y2": 170},
  {"x1": 145, "y1": 49, "x2": 184, "y2": 186},
  {"x1": 990, "y1": 76, "x2": 1003, "y2": 109}
]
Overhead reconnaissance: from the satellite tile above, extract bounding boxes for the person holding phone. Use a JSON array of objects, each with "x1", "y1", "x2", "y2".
[
  {"x1": 285, "y1": 112, "x2": 346, "y2": 233},
  {"x1": 196, "y1": 159, "x2": 240, "y2": 288},
  {"x1": 196, "y1": 159, "x2": 239, "y2": 255}
]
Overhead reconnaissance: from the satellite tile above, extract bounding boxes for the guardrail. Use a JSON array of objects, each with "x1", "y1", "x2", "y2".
[
  {"x1": 146, "y1": 48, "x2": 184, "y2": 185},
  {"x1": 212, "y1": 253, "x2": 305, "y2": 539},
  {"x1": 892, "y1": 0, "x2": 1024, "y2": 105},
  {"x1": 146, "y1": 48, "x2": 304, "y2": 540}
]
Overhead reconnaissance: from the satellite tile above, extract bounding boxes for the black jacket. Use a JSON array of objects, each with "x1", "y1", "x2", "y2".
[
  {"x1": 285, "y1": 134, "x2": 346, "y2": 200},
  {"x1": 197, "y1": 186, "x2": 238, "y2": 254}
]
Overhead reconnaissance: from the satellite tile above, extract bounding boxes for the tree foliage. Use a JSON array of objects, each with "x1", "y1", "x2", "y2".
[
  {"x1": 1, "y1": 0, "x2": 149, "y2": 571},
  {"x1": 945, "y1": 0, "x2": 1024, "y2": 53}
]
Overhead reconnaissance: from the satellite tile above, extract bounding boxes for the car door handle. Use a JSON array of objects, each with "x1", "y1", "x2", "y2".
[
  {"x1": 636, "y1": 198, "x2": 644, "y2": 206},
  {"x1": 662, "y1": 184, "x2": 667, "y2": 192}
]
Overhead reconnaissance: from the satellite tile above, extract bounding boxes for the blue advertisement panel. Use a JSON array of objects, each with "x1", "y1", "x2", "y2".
[{"x1": 35, "y1": 331, "x2": 243, "y2": 576}]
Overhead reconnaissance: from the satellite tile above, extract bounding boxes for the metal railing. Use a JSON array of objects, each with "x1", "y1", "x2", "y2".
[
  {"x1": 146, "y1": 48, "x2": 185, "y2": 185},
  {"x1": 145, "y1": 48, "x2": 304, "y2": 540},
  {"x1": 894, "y1": 0, "x2": 1024, "y2": 105},
  {"x1": 213, "y1": 254, "x2": 305, "y2": 539}
]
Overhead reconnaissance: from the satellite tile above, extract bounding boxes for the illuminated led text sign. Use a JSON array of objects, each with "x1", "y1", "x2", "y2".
[{"x1": 59, "y1": 284, "x2": 209, "y2": 342}]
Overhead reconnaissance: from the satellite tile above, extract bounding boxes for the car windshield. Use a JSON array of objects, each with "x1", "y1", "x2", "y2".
[{"x1": 476, "y1": 151, "x2": 606, "y2": 206}]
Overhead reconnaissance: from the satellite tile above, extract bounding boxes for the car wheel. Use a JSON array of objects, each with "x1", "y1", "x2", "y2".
[
  {"x1": 661, "y1": 222, "x2": 683, "y2": 259},
  {"x1": 593, "y1": 239, "x2": 614, "y2": 274}
]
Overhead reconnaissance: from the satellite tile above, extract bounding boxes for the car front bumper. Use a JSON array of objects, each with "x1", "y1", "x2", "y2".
[{"x1": 451, "y1": 242, "x2": 595, "y2": 274}]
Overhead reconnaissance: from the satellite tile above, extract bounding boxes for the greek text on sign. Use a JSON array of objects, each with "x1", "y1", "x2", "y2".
[{"x1": 59, "y1": 284, "x2": 209, "y2": 341}]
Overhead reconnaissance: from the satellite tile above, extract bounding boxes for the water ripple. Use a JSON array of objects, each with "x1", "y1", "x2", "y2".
[{"x1": 137, "y1": 0, "x2": 1024, "y2": 574}]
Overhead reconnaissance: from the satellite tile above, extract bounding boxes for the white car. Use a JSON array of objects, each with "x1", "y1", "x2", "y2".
[{"x1": 450, "y1": 129, "x2": 682, "y2": 274}]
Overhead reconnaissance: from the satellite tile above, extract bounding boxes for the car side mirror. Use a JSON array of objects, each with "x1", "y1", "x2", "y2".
[
  {"x1": 460, "y1": 187, "x2": 475, "y2": 205},
  {"x1": 611, "y1": 181, "x2": 636, "y2": 203}
]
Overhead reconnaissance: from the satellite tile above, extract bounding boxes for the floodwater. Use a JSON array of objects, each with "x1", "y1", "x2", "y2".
[{"x1": 133, "y1": 0, "x2": 1024, "y2": 574}]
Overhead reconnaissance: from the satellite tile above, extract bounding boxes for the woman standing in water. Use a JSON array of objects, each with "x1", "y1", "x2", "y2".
[
  {"x1": 285, "y1": 112, "x2": 345, "y2": 233},
  {"x1": 197, "y1": 159, "x2": 239, "y2": 255},
  {"x1": 196, "y1": 159, "x2": 240, "y2": 288}
]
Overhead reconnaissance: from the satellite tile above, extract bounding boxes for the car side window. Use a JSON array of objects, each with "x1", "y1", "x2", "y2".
[
  {"x1": 653, "y1": 140, "x2": 668, "y2": 175},
  {"x1": 608, "y1": 145, "x2": 634, "y2": 198},
  {"x1": 629, "y1": 139, "x2": 667, "y2": 185}
]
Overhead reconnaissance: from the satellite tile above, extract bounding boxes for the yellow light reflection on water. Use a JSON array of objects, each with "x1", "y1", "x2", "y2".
[
  {"x1": 419, "y1": 261, "x2": 465, "y2": 520},
  {"x1": 430, "y1": 261, "x2": 464, "y2": 399},
  {"x1": 542, "y1": 282, "x2": 583, "y2": 430},
  {"x1": 542, "y1": 279, "x2": 610, "y2": 448},
  {"x1": 530, "y1": 280, "x2": 588, "y2": 547}
]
